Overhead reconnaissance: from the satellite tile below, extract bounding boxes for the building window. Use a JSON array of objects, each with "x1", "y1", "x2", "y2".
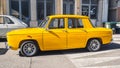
[
  {"x1": 82, "y1": 0, "x2": 98, "y2": 19},
  {"x1": 63, "y1": 0, "x2": 74, "y2": 14},
  {"x1": 37, "y1": 0, "x2": 55, "y2": 21},
  {"x1": 10, "y1": 0, "x2": 19, "y2": 17},
  {"x1": 10, "y1": 0, "x2": 30, "y2": 25}
]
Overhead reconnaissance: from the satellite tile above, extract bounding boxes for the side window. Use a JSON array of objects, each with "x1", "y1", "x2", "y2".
[
  {"x1": 0, "y1": 17, "x2": 4, "y2": 24},
  {"x1": 68, "y1": 18, "x2": 83, "y2": 28},
  {"x1": 49, "y1": 18, "x2": 64, "y2": 29},
  {"x1": 4, "y1": 17, "x2": 14, "y2": 24}
]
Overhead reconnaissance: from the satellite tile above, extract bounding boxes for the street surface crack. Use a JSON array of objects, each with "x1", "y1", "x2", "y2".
[{"x1": 29, "y1": 57, "x2": 32, "y2": 68}]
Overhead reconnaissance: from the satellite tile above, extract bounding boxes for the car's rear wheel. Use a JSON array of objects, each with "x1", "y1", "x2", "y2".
[
  {"x1": 20, "y1": 41, "x2": 39, "y2": 57},
  {"x1": 86, "y1": 39, "x2": 101, "y2": 52}
]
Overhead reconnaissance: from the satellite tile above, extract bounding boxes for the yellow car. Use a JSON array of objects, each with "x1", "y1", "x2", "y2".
[{"x1": 7, "y1": 15, "x2": 112, "y2": 56}]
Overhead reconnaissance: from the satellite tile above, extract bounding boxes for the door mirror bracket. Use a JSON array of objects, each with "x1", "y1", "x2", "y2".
[{"x1": 46, "y1": 28, "x2": 49, "y2": 31}]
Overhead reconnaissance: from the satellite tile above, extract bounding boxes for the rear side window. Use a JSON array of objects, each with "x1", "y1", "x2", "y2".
[
  {"x1": 49, "y1": 18, "x2": 65, "y2": 29},
  {"x1": 68, "y1": 18, "x2": 83, "y2": 28},
  {"x1": 4, "y1": 17, "x2": 14, "y2": 24}
]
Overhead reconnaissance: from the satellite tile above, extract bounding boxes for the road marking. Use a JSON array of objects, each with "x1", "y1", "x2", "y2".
[{"x1": 62, "y1": 41, "x2": 120, "y2": 68}]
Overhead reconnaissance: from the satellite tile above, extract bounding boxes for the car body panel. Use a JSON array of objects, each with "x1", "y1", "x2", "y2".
[
  {"x1": 7, "y1": 15, "x2": 112, "y2": 51},
  {"x1": 67, "y1": 28, "x2": 88, "y2": 48},
  {"x1": 0, "y1": 15, "x2": 28, "y2": 38},
  {"x1": 43, "y1": 29, "x2": 67, "y2": 50},
  {"x1": 86, "y1": 27, "x2": 112, "y2": 44},
  {"x1": 0, "y1": 24, "x2": 7, "y2": 36}
]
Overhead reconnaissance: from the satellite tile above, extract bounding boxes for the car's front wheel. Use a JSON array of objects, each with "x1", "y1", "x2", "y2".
[
  {"x1": 86, "y1": 39, "x2": 101, "y2": 52},
  {"x1": 20, "y1": 41, "x2": 39, "y2": 57}
]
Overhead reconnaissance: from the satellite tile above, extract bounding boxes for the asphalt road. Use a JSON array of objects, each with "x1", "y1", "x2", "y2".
[{"x1": 0, "y1": 39, "x2": 120, "y2": 68}]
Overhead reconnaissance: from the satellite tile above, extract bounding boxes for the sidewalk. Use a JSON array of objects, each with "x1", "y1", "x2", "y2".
[
  {"x1": 0, "y1": 43, "x2": 76, "y2": 68},
  {"x1": 111, "y1": 34, "x2": 120, "y2": 44},
  {"x1": 113, "y1": 34, "x2": 120, "y2": 41}
]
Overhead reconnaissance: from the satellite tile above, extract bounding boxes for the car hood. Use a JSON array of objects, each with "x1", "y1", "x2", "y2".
[{"x1": 7, "y1": 28, "x2": 44, "y2": 36}]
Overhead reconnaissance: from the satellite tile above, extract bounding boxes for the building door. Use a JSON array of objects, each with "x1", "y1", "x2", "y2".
[
  {"x1": 63, "y1": 0, "x2": 74, "y2": 14},
  {"x1": 10, "y1": 0, "x2": 30, "y2": 26}
]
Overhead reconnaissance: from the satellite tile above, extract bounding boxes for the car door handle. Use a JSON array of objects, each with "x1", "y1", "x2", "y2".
[
  {"x1": 82, "y1": 29, "x2": 88, "y2": 33},
  {"x1": 63, "y1": 30, "x2": 67, "y2": 32}
]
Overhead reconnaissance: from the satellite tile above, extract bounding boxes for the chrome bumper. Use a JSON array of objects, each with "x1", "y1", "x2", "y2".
[{"x1": 5, "y1": 42, "x2": 11, "y2": 49}]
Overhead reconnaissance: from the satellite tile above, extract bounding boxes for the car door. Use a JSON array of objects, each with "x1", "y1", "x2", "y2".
[
  {"x1": 0, "y1": 16, "x2": 7, "y2": 37},
  {"x1": 67, "y1": 18, "x2": 87, "y2": 48},
  {"x1": 43, "y1": 18, "x2": 67, "y2": 50}
]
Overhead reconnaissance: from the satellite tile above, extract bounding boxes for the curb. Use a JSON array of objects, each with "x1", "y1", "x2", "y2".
[{"x1": 113, "y1": 34, "x2": 120, "y2": 41}]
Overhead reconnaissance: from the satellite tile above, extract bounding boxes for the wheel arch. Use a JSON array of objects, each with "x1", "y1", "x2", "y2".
[
  {"x1": 19, "y1": 39, "x2": 41, "y2": 50},
  {"x1": 87, "y1": 37, "x2": 103, "y2": 46},
  {"x1": 85, "y1": 37, "x2": 102, "y2": 52}
]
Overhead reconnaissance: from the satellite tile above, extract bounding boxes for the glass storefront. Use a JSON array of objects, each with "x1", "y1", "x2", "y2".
[
  {"x1": 37, "y1": 0, "x2": 55, "y2": 21},
  {"x1": 10, "y1": 0, "x2": 30, "y2": 25},
  {"x1": 8, "y1": 0, "x2": 101, "y2": 27},
  {"x1": 82, "y1": 0, "x2": 98, "y2": 19},
  {"x1": 10, "y1": 0, "x2": 19, "y2": 17}
]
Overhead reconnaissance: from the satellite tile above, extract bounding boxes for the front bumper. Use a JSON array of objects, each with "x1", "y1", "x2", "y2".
[{"x1": 5, "y1": 42, "x2": 11, "y2": 49}]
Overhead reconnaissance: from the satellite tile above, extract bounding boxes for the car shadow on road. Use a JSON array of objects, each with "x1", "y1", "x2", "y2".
[
  {"x1": 0, "y1": 38, "x2": 8, "y2": 55},
  {"x1": 101, "y1": 43, "x2": 120, "y2": 51},
  {"x1": 0, "y1": 38, "x2": 7, "y2": 42},
  {"x1": 0, "y1": 48, "x2": 8, "y2": 55},
  {"x1": 37, "y1": 49, "x2": 91, "y2": 56},
  {"x1": 36, "y1": 43, "x2": 120, "y2": 56}
]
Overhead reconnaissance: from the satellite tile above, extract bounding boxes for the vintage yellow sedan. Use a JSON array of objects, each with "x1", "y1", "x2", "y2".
[{"x1": 7, "y1": 15, "x2": 112, "y2": 56}]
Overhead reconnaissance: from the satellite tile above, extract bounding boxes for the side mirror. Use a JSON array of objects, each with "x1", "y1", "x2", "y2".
[{"x1": 46, "y1": 28, "x2": 49, "y2": 31}]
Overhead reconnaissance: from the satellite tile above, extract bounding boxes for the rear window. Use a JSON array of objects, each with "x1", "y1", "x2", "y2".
[{"x1": 68, "y1": 18, "x2": 84, "y2": 28}]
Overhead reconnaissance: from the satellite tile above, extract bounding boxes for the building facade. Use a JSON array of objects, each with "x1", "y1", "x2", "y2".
[
  {"x1": 0, "y1": 0, "x2": 109, "y2": 27},
  {"x1": 109, "y1": 0, "x2": 120, "y2": 22},
  {"x1": 0, "y1": 0, "x2": 7, "y2": 15}
]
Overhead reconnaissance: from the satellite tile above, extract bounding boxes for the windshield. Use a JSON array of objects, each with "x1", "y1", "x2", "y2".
[
  {"x1": 39, "y1": 17, "x2": 49, "y2": 28},
  {"x1": 89, "y1": 19, "x2": 95, "y2": 27}
]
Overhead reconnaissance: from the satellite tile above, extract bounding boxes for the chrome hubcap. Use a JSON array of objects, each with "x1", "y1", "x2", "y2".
[
  {"x1": 90, "y1": 40, "x2": 100, "y2": 51},
  {"x1": 23, "y1": 43, "x2": 36, "y2": 56}
]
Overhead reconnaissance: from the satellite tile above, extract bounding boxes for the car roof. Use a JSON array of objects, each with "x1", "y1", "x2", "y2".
[
  {"x1": 0, "y1": 15, "x2": 13, "y2": 17},
  {"x1": 48, "y1": 15, "x2": 89, "y2": 19}
]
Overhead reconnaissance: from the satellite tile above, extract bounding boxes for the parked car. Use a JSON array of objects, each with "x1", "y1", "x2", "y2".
[
  {"x1": 0, "y1": 15, "x2": 28, "y2": 38},
  {"x1": 7, "y1": 15, "x2": 112, "y2": 57}
]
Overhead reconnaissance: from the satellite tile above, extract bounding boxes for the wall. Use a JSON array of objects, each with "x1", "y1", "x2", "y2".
[
  {"x1": 108, "y1": 0, "x2": 120, "y2": 21},
  {"x1": 97, "y1": 0, "x2": 109, "y2": 26},
  {"x1": 0, "y1": 0, "x2": 7, "y2": 15},
  {"x1": 0, "y1": 0, "x2": 3, "y2": 15}
]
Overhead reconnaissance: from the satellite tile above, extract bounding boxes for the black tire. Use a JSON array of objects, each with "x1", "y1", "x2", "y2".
[
  {"x1": 86, "y1": 39, "x2": 101, "y2": 52},
  {"x1": 19, "y1": 51, "x2": 24, "y2": 57},
  {"x1": 20, "y1": 41, "x2": 39, "y2": 57}
]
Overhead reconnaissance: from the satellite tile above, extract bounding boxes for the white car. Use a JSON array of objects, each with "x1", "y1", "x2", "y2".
[{"x1": 0, "y1": 15, "x2": 28, "y2": 38}]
